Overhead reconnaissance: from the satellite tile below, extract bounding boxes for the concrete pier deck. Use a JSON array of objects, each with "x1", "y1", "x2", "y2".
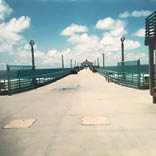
[{"x1": 0, "y1": 69, "x2": 155, "y2": 156}]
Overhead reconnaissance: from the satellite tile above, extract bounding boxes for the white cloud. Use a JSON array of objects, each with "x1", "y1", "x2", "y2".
[
  {"x1": 55, "y1": 20, "x2": 140, "y2": 67},
  {"x1": 4, "y1": 16, "x2": 143, "y2": 68},
  {"x1": 16, "y1": 34, "x2": 141, "y2": 68},
  {"x1": 96, "y1": 17, "x2": 127, "y2": 37},
  {"x1": 110, "y1": 21, "x2": 126, "y2": 36},
  {"x1": 0, "y1": 0, "x2": 31, "y2": 54},
  {"x1": 0, "y1": 16, "x2": 31, "y2": 53},
  {"x1": 0, "y1": 1, "x2": 148, "y2": 68},
  {"x1": 0, "y1": 0, "x2": 12, "y2": 20},
  {"x1": 119, "y1": 11, "x2": 130, "y2": 18},
  {"x1": 119, "y1": 10, "x2": 152, "y2": 18},
  {"x1": 61, "y1": 24, "x2": 88, "y2": 36},
  {"x1": 124, "y1": 40, "x2": 140, "y2": 50},
  {"x1": 96, "y1": 17, "x2": 140, "y2": 63},
  {"x1": 135, "y1": 28, "x2": 145, "y2": 37},
  {"x1": 132, "y1": 10, "x2": 152, "y2": 17},
  {"x1": 100, "y1": 35, "x2": 140, "y2": 52},
  {"x1": 96, "y1": 17, "x2": 114, "y2": 30},
  {"x1": 16, "y1": 43, "x2": 72, "y2": 68},
  {"x1": 5, "y1": 16, "x2": 31, "y2": 33},
  {"x1": 68, "y1": 33, "x2": 99, "y2": 45}
]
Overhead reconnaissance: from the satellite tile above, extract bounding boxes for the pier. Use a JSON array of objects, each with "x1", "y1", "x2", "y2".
[{"x1": 0, "y1": 69, "x2": 155, "y2": 156}]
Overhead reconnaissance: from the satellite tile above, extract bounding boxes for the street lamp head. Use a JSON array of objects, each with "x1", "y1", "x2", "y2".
[
  {"x1": 120, "y1": 36, "x2": 125, "y2": 42},
  {"x1": 29, "y1": 40, "x2": 35, "y2": 46}
]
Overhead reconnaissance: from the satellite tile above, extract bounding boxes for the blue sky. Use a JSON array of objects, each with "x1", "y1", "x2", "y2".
[{"x1": 0, "y1": 0, "x2": 155, "y2": 69}]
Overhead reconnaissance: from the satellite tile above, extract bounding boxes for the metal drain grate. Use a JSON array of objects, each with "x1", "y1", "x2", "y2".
[
  {"x1": 82, "y1": 116, "x2": 110, "y2": 125},
  {"x1": 4, "y1": 119, "x2": 36, "y2": 129}
]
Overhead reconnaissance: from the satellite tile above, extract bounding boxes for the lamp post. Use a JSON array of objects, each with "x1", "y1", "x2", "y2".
[
  {"x1": 102, "y1": 53, "x2": 105, "y2": 68},
  {"x1": 75, "y1": 61, "x2": 76, "y2": 67},
  {"x1": 29, "y1": 40, "x2": 35, "y2": 69},
  {"x1": 71, "y1": 59, "x2": 72, "y2": 68},
  {"x1": 120, "y1": 36, "x2": 125, "y2": 62},
  {"x1": 97, "y1": 57, "x2": 99, "y2": 67},
  {"x1": 120, "y1": 36, "x2": 125, "y2": 80},
  {"x1": 29, "y1": 40, "x2": 36, "y2": 86}
]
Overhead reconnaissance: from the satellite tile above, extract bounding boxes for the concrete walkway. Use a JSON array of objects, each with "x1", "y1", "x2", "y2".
[{"x1": 0, "y1": 69, "x2": 156, "y2": 156}]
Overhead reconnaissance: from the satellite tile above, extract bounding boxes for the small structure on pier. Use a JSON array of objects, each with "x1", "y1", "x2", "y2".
[
  {"x1": 81, "y1": 59, "x2": 93, "y2": 67},
  {"x1": 145, "y1": 11, "x2": 156, "y2": 95}
]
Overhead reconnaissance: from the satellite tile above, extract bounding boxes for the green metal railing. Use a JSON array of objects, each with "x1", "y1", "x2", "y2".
[
  {"x1": 0, "y1": 65, "x2": 72, "y2": 95},
  {"x1": 96, "y1": 60, "x2": 149, "y2": 89}
]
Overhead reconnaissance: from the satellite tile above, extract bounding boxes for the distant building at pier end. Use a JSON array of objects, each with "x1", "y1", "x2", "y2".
[{"x1": 81, "y1": 59, "x2": 93, "y2": 67}]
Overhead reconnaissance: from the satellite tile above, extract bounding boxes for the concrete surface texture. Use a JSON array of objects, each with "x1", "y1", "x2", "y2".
[{"x1": 0, "y1": 68, "x2": 155, "y2": 156}]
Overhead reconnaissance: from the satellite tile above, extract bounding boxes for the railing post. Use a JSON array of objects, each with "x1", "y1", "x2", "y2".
[
  {"x1": 117, "y1": 63, "x2": 120, "y2": 84},
  {"x1": 18, "y1": 70, "x2": 21, "y2": 89},
  {"x1": 7, "y1": 65, "x2": 11, "y2": 95},
  {"x1": 137, "y1": 59, "x2": 141, "y2": 88},
  {"x1": 18, "y1": 77, "x2": 21, "y2": 89},
  {"x1": 142, "y1": 73, "x2": 144, "y2": 86}
]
